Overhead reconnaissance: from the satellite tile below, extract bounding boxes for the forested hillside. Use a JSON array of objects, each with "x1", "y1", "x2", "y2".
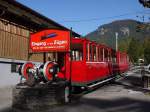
[{"x1": 86, "y1": 19, "x2": 150, "y2": 63}]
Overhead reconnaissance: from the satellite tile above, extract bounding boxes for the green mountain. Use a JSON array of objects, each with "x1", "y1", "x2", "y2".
[{"x1": 86, "y1": 19, "x2": 150, "y2": 49}]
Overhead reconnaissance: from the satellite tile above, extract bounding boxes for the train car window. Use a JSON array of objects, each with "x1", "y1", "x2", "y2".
[
  {"x1": 72, "y1": 51, "x2": 76, "y2": 60},
  {"x1": 107, "y1": 51, "x2": 110, "y2": 61},
  {"x1": 89, "y1": 44, "x2": 93, "y2": 61},
  {"x1": 47, "y1": 53, "x2": 56, "y2": 61},
  {"x1": 98, "y1": 47, "x2": 102, "y2": 62},
  {"x1": 98, "y1": 47, "x2": 100, "y2": 61},
  {"x1": 113, "y1": 57, "x2": 116, "y2": 63},
  {"x1": 108, "y1": 51, "x2": 110, "y2": 62},
  {"x1": 99, "y1": 47, "x2": 104, "y2": 61},
  {"x1": 71, "y1": 43, "x2": 83, "y2": 61},
  {"x1": 96, "y1": 46, "x2": 99, "y2": 61},
  {"x1": 110, "y1": 51, "x2": 112, "y2": 62},
  {"x1": 103, "y1": 48, "x2": 105, "y2": 62},
  {"x1": 93, "y1": 46, "x2": 96, "y2": 61},
  {"x1": 72, "y1": 50, "x2": 83, "y2": 61},
  {"x1": 104, "y1": 49, "x2": 108, "y2": 62},
  {"x1": 108, "y1": 50, "x2": 112, "y2": 62},
  {"x1": 112, "y1": 51, "x2": 116, "y2": 63},
  {"x1": 97, "y1": 47, "x2": 100, "y2": 61},
  {"x1": 86, "y1": 43, "x2": 90, "y2": 61}
]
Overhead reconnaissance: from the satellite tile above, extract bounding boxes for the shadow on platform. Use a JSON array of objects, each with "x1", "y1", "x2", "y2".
[{"x1": 1, "y1": 95, "x2": 150, "y2": 112}]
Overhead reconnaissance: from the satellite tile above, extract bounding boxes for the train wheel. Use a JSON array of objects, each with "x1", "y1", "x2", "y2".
[{"x1": 21, "y1": 62, "x2": 35, "y2": 80}]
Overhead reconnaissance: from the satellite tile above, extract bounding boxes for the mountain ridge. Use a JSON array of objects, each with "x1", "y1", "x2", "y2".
[{"x1": 86, "y1": 19, "x2": 150, "y2": 49}]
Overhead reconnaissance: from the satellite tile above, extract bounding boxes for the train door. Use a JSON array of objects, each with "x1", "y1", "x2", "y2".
[
  {"x1": 57, "y1": 52, "x2": 65, "y2": 71},
  {"x1": 70, "y1": 42, "x2": 85, "y2": 84},
  {"x1": 86, "y1": 43, "x2": 106, "y2": 82},
  {"x1": 86, "y1": 43, "x2": 95, "y2": 82}
]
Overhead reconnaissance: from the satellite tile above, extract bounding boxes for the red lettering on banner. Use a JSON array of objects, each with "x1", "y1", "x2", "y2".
[{"x1": 30, "y1": 29, "x2": 70, "y2": 52}]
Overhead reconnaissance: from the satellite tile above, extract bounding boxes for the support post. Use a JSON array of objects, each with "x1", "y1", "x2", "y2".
[
  {"x1": 69, "y1": 27, "x2": 72, "y2": 84},
  {"x1": 115, "y1": 32, "x2": 118, "y2": 51},
  {"x1": 43, "y1": 52, "x2": 46, "y2": 63}
]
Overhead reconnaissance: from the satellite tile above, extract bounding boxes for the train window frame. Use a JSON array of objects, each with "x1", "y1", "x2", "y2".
[
  {"x1": 99, "y1": 46, "x2": 104, "y2": 62},
  {"x1": 89, "y1": 44, "x2": 93, "y2": 62},
  {"x1": 112, "y1": 50, "x2": 117, "y2": 63},
  {"x1": 96, "y1": 45, "x2": 99, "y2": 62},
  {"x1": 108, "y1": 49, "x2": 112, "y2": 62},
  {"x1": 87, "y1": 43, "x2": 98, "y2": 62},
  {"x1": 71, "y1": 43, "x2": 83, "y2": 61},
  {"x1": 98, "y1": 47, "x2": 100, "y2": 62},
  {"x1": 93, "y1": 45, "x2": 97, "y2": 62},
  {"x1": 86, "y1": 43, "x2": 90, "y2": 61},
  {"x1": 99, "y1": 47, "x2": 105, "y2": 62},
  {"x1": 104, "y1": 48, "x2": 108, "y2": 62}
]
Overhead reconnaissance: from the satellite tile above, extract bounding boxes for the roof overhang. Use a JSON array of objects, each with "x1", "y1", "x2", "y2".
[{"x1": 0, "y1": 0, "x2": 80, "y2": 37}]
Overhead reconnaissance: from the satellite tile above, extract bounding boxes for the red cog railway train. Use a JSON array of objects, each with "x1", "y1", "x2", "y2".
[{"x1": 18, "y1": 29, "x2": 129, "y2": 102}]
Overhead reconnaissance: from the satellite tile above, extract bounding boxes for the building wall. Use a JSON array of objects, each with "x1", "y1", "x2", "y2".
[
  {"x1": 0, "y1": 1, "x2": 66, "y2": 87},
  {"x1": 0, "y1": 18, "x2": 52, "y2": 87},
  {"x1": 0, "y1": 63, "x2": 19, "y2": 87},
  {"x1": 0, "y1": 18, "x2": 45, "y2": 62},
  {"x1": 0, "y1": 19, "x2": 29, "y2": 60}
]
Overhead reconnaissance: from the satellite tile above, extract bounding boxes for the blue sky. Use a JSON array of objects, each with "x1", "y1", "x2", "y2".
[{"x1": 17, "y1": 0, "x2": 149, "y2": 36}]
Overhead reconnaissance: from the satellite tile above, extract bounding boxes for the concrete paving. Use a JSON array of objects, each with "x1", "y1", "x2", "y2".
[
  {"x1": 0, "y1": 86, "x2": 13, "y2": 112},
  {"x1": 1, "y1": 70, "x2": 150, "y2": 112}
]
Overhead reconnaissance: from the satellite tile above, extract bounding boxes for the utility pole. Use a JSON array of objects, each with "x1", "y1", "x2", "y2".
[{"x1": 115, "y1": 32, "x2": 118, "y2": 51}]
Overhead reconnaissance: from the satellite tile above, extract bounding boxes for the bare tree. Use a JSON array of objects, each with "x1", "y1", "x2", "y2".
[{"x1": 139, "y1": 0, "x2": 150, "y2": 8}]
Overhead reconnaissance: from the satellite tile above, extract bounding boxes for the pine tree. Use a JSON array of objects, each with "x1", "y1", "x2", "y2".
[
  {"x1": 144, "y1": 38, "x2": 150, "y2": 64},
  {"x1": 127, "y1": 38, "x2": 143, "y2": 63}
]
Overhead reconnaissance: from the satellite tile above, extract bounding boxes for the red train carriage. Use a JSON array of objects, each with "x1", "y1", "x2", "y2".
[
  {"x1": 112, "y1": 51, "x2": 129, "y2": 75},
  {"x1": 69, "y1": 38, "x2": 114, "y2": 87},
  {"x1": 116, "y1": 52, "x2": 129, "y2": 73},
  {"x1": 17, "y1": 29, "x2": 129, "y2": 102}
]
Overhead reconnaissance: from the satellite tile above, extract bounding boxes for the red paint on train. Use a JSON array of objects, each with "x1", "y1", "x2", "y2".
[
  {"x1": 56, "y1": 38, "x2": 130, "y2": 86},
  {"x1": 20, "y1": 29, "x2": 130, "y2": 88}
]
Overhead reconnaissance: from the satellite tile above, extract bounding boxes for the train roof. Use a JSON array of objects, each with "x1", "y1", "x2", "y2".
[
  {"x1": 72, "y1": 37, "x2": 114, "y2": 50},
  {"x1": 72, "y1": 37, "x2": 128, "y2": 55},
  {"x1": 0, "y1": 0, "x2": 80, "y2": 37}
]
